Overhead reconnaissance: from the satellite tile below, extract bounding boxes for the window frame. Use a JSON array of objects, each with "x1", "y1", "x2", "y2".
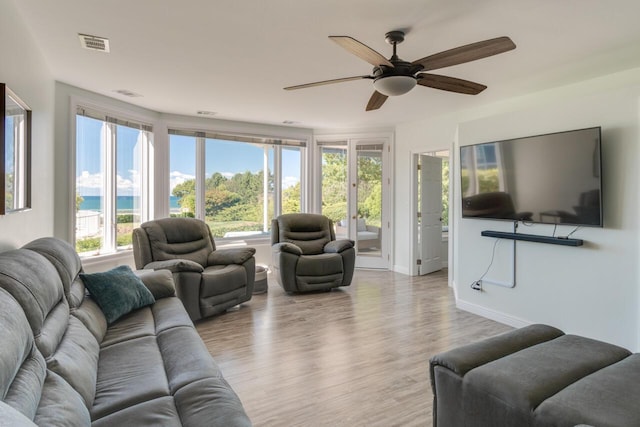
[
  {"x1": 168, "y1": 128, "x2": 307, "y2": 244},
  {"x1": 72, "y1": 101, "x2": 155, "y2": 257},
  {"x1": 1, "y1": 84, "x2": 32, "y2": 215}
]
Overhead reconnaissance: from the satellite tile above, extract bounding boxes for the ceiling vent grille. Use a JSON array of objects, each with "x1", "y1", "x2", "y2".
[
  {"x1": 78, "y1": 34, "x2": 110, "y2": 52},
  {"x1": 113, "y1": 89, "x2": 142, "y2": 98}
]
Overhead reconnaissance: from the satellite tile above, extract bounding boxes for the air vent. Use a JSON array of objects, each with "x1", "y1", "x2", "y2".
[
  {"x1": 113, "y1": 89, "x2": 142, "y2": 98},
  {"x1": 78, "y1": 33, "x2": 110, "y2": 52}
]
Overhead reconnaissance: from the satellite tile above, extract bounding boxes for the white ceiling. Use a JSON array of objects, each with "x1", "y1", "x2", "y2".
[{"x1": 11, "y1": 0, "x2": 640, "y2": 129}]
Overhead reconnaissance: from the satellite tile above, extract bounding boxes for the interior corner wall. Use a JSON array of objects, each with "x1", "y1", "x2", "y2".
[
  {"x1": 453, "y1": 77, "x2": 640, "y2": 351},
  {"x1": 0, "y1": 0, "x2": 55, "y2": 250}
]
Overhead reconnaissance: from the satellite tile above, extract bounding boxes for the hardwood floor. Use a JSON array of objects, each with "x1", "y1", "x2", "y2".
[{"x1": 195, "y1": 269, "x2": 512, "y2": 427}]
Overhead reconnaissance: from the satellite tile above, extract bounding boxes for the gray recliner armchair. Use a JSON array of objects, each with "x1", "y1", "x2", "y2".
[
  {"x1": 271, "y1": 213, "x2": 355, "y2": 293},
  {"x1": 133, "y1": 217, "x2": 256, "y2": 321}
]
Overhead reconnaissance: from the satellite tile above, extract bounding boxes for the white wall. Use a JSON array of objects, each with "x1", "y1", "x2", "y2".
[
  {"x1": 0, "y1": 0, "x2": 55, "y2": 250},
  {"x1": 396, "y1": 68, "x2": 640, "y2": 351}
]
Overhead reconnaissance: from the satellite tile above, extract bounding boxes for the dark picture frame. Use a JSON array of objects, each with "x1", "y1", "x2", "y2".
[{"x1": 1, "y1": 83, "x2": 32, "y2": 215}]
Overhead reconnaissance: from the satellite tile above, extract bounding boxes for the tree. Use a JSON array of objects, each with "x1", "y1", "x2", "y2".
[
  {"x1": 204, "y1": 188, "x2": 241, "y2": 218},
  {"x1": 356, "y1": 154, "x2": 382, "y2": 225},
  {"x1": 321, "y1": 153, "x2": 347, "y2": 223},
  {"x1": 76, "y1": 192, "x2": 84, "y2": 212},
  {"x1": 282, "y1": 182, "x2": 300, "y2": 214},
  {"x1": 172, "y1": 179, "x2": 196, "y2": 213}
]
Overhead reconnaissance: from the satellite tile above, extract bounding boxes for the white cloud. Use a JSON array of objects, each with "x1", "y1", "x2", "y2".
[
  {"x1": 77, "y1": 170, "x2": 142, "y2": 196},
  {"x1": 170, "y1": 171, "x2": 195, "y2": 192},
  {"x1": 282, "y1": 176, "x2": 299, "y2": 189}
]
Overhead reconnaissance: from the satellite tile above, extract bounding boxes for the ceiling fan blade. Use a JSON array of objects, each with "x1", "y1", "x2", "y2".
[
  {"x1": 329, "y1": 36, "x2": 394, "y2": 68},
  {"x1": 413, "y1": 36, "x2": 516, "y2": 71},
  {"x1": 417, "y1": 73, "x2": 487, "y2": 95},
  {"x1": 284, "y1": 75, "x2": 372, "y2": 90},
  {"x1": 366, "y1": 91, "x2": 388, "y2": 111}
]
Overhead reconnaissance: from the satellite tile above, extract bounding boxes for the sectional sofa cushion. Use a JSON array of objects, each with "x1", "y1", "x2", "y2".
[{"x1": 80, "y1": 265, "x2": 155, "y2": 324}]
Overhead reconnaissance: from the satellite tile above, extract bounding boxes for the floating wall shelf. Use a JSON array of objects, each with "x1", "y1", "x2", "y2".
[{"x1": 481, "y1": 230, "x2": 584, "y2": 247}]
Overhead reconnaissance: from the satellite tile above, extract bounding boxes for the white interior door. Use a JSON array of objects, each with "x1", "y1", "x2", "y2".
[{"x1": 419, "y1": 155, "x2": 443, "y2": 275}]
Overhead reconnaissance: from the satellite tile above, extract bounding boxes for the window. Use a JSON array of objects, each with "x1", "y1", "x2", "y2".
[
  {"x1": 169, "y1": 130, "x2": 304, "y2": 239},
  {"x1": 1, "y1": 84, "x2": 31, "y2": 214},
  {"x1": 75, "y1": 107, "x2": 152, "y2": 255}
]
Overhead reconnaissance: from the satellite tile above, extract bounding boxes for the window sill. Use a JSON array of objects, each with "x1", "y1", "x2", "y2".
[
  {"x1": 80, "y1": 249, "x2": 134, "y2": 267},
  {"x1": 216, "y1": 236, "x2": 272, "y2": 248}
]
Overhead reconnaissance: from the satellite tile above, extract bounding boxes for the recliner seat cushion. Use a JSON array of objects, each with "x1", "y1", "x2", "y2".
[
  {"x1": 201, "y1": 265, "x2": 247, "y2": 296},
  {"x1": 296, "y1": 253, "x2": 343, "y2": 276}
]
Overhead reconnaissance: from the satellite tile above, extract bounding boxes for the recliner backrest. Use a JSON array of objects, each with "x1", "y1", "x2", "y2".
[
  {"x1": 137, "y1": 218, "x2": 216, "y2": 267},
  {"x1": 0, "y1": 287, "x2": 46, "y2": 422},
  {"x1": 0, "y1": 241, "x2": 100, "y2": 424},
  {"x1": 273, "y1": 213, "x2": 334, "y2": 255}
]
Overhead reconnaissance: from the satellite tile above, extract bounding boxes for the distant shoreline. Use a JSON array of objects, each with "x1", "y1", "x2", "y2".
[{"x1": 79, "y1": 195, "x2": 181, "y2": 212}]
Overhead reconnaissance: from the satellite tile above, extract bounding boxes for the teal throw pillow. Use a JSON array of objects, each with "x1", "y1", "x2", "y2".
[{"x1": 80, "y1": 265, "x2": 155, "y2": 324}]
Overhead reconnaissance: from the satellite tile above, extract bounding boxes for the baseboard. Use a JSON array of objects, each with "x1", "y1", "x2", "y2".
[
  {"x1": 455, "y1": 298, "x2": 531, "y2": 329},
  {"x1": 393, "y1": 265, "x2": 411, "y2": 275}
]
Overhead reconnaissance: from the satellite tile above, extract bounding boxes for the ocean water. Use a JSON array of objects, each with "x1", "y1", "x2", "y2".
[{"x1": 79, "y1": 195, "x2": 180, "y2": 212}]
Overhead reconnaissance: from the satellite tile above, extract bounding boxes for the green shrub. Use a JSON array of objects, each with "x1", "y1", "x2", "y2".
[
  {"x1": 207, "y1": 221, "x2": 263, "y2": 238},
  {"x1": 76, "y1": 237, "x2": 101, "y2": 253},
  {"x1": 117, "y1": 233, "x2": 132, "y2": 247},
  {"x1": 170, "y1": 212, "x2": 195, "y2": 218},
  {"x1": 116, "y1": 214, "x2": 139, "y2": 224}
]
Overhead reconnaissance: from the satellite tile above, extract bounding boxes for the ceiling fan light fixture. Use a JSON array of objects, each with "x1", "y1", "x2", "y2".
[{"x1": 373, "y1": 75, "x2": 417, "y2": 96}]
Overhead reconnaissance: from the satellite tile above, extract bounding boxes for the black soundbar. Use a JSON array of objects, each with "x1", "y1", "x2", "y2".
[{"x1": 481, "y1": 230, "x2": 584, "y2": 246}]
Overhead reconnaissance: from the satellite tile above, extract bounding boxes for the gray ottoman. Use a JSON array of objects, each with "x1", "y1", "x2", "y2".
[{"x1": 253, "y1": 265, "x2": 268, "y2": 294}]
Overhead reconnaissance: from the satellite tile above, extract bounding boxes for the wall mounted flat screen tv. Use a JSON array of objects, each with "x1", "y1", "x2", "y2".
[{"x1": 460, "y1": 127, "x2": 602, "y2": 227}]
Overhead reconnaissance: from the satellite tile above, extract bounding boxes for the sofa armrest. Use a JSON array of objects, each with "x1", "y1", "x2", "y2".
[
  {"x1": 134, "y1": 269, "x2": 176, "y2": 299},
  {"x1": 324, "y1": 239, "x2": 354, "y2": 253},
  {"x1": 207, "y1": 247, "x2": 256, "y2": 265},
  {"x1": 144, "y1": 259, "x2": 204, "y2": 273},
  {"x1": 272, "y1": 242, "x2": 302, "y2": 256}
]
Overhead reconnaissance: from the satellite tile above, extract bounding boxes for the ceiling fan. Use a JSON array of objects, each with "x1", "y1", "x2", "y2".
[{"x1": 284, "y1": 31, "x2": 516, "y2": 111}]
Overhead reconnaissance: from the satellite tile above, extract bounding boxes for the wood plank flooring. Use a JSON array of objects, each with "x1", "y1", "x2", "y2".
[{"x1": 195, "y1": 269, "x2": 512, "y2": 427}]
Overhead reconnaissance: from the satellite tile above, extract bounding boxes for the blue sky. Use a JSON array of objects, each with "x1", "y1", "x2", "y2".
[{"x1": 76, "y1": 116, "x2": 301, "y2": 196}]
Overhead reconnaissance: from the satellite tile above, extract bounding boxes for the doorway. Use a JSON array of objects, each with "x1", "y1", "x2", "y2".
[
  {"x1": 412, "y1": 150, "x2": 450, "y2": 275},
  {"x1": 317, "y1": 137, "x2": 391, "y2": 269}
]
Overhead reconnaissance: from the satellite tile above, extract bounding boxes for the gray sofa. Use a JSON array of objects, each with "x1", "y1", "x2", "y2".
[
  {"x1": 430, "y1": 324, "x2": 640, "y2": 427},
  {"x1": 0, "y1": 237, "x2": 251, "y2": 426}
]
